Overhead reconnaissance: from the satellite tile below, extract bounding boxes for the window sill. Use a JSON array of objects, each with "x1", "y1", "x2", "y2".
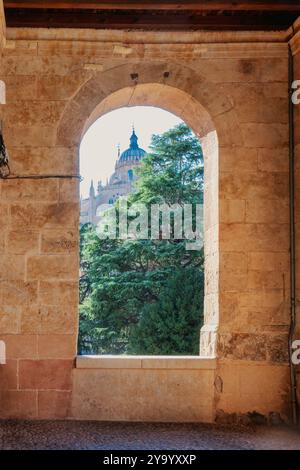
[{"x1": 76, "y1": 355, "x2": 216, "y2": 370}]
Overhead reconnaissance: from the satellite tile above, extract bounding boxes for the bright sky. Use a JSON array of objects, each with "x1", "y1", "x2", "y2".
[{"x1": 80, "y1": 106, "x2": 183, "y2": 198}]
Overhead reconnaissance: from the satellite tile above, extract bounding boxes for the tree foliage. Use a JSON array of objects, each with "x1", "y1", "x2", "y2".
[{"x1": 79, "y1": 123, "x2": 204, "y2": 355}]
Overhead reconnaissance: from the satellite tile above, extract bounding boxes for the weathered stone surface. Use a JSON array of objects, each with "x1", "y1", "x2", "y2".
[
  {"x1": 0, "y1": 280, "x2": 38, "y2": 306},
  {"x1": 0, "y1": 391, "x2": 37, "y2": 419},
  {"x1": 0, "y1": 334, "x2": 37, "y2": 359},
  {"x1": 38, "y1": 390, "x2": 71, "y2": 419},
  {"x1": 27, "y1": 255, "x2": 78, "y2": 281},
  {"x1": 37, "y1": 71, "x2": 89, "y2": 100},
  {"x1": 3, "y1": 101, "x2": 63, "y2": 127},
  {"x1": 6, "y1": 231, "x2": 39, "y2": 254},
  {"x1": 0, "y1": 306, "x2": 21, "y2": 334},
  {"x1": 258, "y1": 147, "x2": 289, "y2": 173},
  {"x1": 220, "y1": 172, "x2": 288, "y2": 200},
  {"x1": 72, "y1": 367, "x2": 215, "y2": 422},
  {"x1": 219, "y1": 147, "x2": 257, "y2": 173},
  {"x1": 59, "y1": 179, "x2": 80, "y2": 202},
  {"x1": 19, "y1": 359, "x2": 73, "y2": 390},
  {"x1": 39, "y1": 281, "x2": 78, "y2": 306},
  {"x1": 5, "y1": 125, "x2": 56, "y2": 148},
  {"x1": 0, "y1": 255, "x2": 25, "y2": 280},
  {"x1": 3, "y1": 75, "x2": 37, "y2": 101},
  {"x1": 37, "y1": 334, "x2": 76, "y2": 359},
  {"x1": 266, "y1": 334, "x2": 289, "y2": 363},
  {"x1": 220, "y1": 252, "x2": 247, "y2": 273},
  {"x1": 241, "y1": 123, "x2": 288, "y2": 148},
  {"x1": 0, "y1": 360, "x2": 18, "y2": 389},
  {"x1": 1, "y1": 179, "x2": 59, "y2": 202},
  {"x1": 218, "y1": 333, "x2": 267, "y2": 361},
  {"x1": 220, "y1": 199, "x2": 245, "y2": 224},
  {"x1": 8, "y1": 147, "x2": 78, "y2": 176},
  {"x1": 246, "y1": 198, "x2": 289, "y2": 224},
  {"x1": 41, "y1": 230, "x2": 78, "y2": 254},
  {"x1": 220, "y1": 223, "x2": 288, "y2": 252},
  {"x1": 23, "y1": 305, "x2": 77, "y2": 335},
  {"x1": 11, "y1": 203, "x2": 78, "y2": 229},
  {"x1": 247, "y1": 270, "x2": 288, "y2": 291},
  {"x1": 248, "y1": 251, "x2": 289, "y2": 272}
]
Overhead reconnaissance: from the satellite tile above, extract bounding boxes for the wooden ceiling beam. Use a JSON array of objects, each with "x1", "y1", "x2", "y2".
[
  {"x1": 5, "y1": 8, "x2": 298, "y2": 30},
  {"x1": 4, "y1": 1, "x2": 300, "y2": 12}
]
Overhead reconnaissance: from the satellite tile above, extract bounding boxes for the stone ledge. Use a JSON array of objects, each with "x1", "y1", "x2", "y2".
[
  {"x1": 6, "y1": 27, "x2": 289, "y2": 45},
  {"x1": 76, "y1": 355, "x2": 217, "y2": 370}
]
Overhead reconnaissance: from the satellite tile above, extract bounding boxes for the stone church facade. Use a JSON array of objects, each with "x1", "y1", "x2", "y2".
[{"x1": 80, "y1": 128, "x2": 145, "y2": 225}]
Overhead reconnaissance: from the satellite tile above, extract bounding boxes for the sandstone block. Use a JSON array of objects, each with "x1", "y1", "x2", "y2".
[
  {"x1": 0, "y1": 280, "x2": 38, "y2": 306},
  {"x1": 246, "y1": 198, "x2": 289, "y2": 224},
  {"x1": 219, "y1": 271, "x2": 248, "y2": 292},
  {"x1": 6, "y1": 230, "x2": 39, "y2": 254},
  {"x1": 248, "y1": 251, "x2": 289, "y2": 272},
  {"x1": 258, "y1": 147, "x2": 289, "y2": 173},
  {"x1": 21, "y1": 304, "x2": 77, "y2": 335},
  {"x1": 0, "y1": 360, "x2": 18, "y2": 389},
  {"x1": 5, "y1": 125, "x2": 56, "y2": 148},
  {"x1": 39, "y1": 281, "x2": 78, "y2": 306},
  {"x1": 11, "y1": 202, "x2": 78, "y2": 229},
  {"x1": 3, "y1": 75, "x2": 37, "y2": 101},
  {"x1": 220, "y1": 146, "x2": 257, "y2": 173},
  {"x1": 19, "y1": 359, "x2": 73, "y2": 390},
  {"x1": 241, "y1": 123, "x2": 288, "y2": 148},
  {"x1": 38, "y1": 390, "x2": 71, "y2": 419},
  {"x1": 38, "y1": 334, "x2": 76, "y2": 359},
  {"x1": 21, "y1": 306, "x2": 41, "y2": 334},
  {"x1": 27, "y1": 255, "x2": 78, "y2": 281},
  {"x1": 220, "y1": 199, "x2": 245, "y2": 224},
  {"x1": 220, "y1": 252, "x2": 247, "y2": 273},
  {"x1": 0, "y1": 334, "x2": 37, "y2": 359},
  {"x1": 3, "y1": 101, "x2": 63, "y2": 127},
  {"x1": 247, "y1": 270, "x2": 288, "y2": 290},
  {"x1": 8, "y1": 146, "x2": 78, "y2": 176},
  {"x1": 220, "y1": 172, "x2": 288, "y2": 201},
  {"x1": 39, "y1": 306, "x2": 78, "y2": 335},
  {"x1": 1, "y1": 179, "x2": 59, "y2": 202},
  {"x1": 218, "y1": 332, "x2": 267, "y2": 361},
  {"x1": 220, "y1": 223, "x2": 288, "y2": 252},
  {"x1": 0, "y1": 307, "x2": 21, "y2": 334},
  {"x1": 59, "y1": 179, "x2": 79, "y2": 202},
  {"x1": 0, "y1": 391, "x2": 37, "y2": 419},
  {"x1": 41, "y1": 230, "x2": 78, "y2": 254},
  {"x1": 0, "y1": 254, "x2": 25, "y2": 281},
  {"x1": 37, "y1": 71, "x2": 88, "y2": 100}
]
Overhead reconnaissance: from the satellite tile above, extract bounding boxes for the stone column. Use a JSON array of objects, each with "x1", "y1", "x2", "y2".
[
  {"x1": 0, "y1": 1, "x2": 6, "y2": 104},
  {"x1": 290, "y1": 16, "x2": 300, "y2": 417}
]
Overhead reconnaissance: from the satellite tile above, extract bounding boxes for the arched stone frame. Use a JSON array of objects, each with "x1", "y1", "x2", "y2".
[{"x1": 56, "y1": 62, "x2": 238, "y2": 358}]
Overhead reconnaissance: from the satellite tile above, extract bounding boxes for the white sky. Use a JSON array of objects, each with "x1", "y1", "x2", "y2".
[{"x1": 80, "y1": 106, "x2": 183, "y2": 198}]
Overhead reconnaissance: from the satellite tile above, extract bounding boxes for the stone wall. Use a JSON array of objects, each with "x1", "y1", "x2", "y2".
[
  {"x1": 0, "y1": 22, "x2": 297, "y2": 421},
  {"x1": 291, "y1": 17, "x2": 300, "y2": 416}
]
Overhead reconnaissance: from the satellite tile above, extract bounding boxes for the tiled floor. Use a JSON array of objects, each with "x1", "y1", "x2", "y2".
[{"x1": 0, "y1": 420, "x2": 300, "y2": 450}]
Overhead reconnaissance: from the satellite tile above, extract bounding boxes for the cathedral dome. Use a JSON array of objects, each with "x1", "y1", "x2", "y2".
[{"x1": 119, "y1": 129, "x2": 146, "y2": 163}]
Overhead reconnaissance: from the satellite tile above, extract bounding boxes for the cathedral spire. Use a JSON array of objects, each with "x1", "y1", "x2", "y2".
[
  {"x1": 89, "y1": 179, "x2": 95, "y2": 198},
  {"x1": 130, "y1": 126, "x2": 138, "y2": 150}
]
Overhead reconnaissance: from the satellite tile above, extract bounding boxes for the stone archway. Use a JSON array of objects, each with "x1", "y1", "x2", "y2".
[{"x1": 56, "y1": 62, "x2": 229, "y2": 359}]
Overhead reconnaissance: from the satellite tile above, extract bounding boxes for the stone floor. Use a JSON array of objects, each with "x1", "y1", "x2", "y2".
[{"x1": 0, "y1": 421, "x2": 300, "y2": 450}]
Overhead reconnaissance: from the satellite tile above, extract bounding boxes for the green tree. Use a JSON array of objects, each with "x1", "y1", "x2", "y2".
[
  {"x1": 79, "y1": 122, "x2": 204, "y2": 355},
  {"x1": 128, "y1": 268, "x2": 204, "y2": 355}
]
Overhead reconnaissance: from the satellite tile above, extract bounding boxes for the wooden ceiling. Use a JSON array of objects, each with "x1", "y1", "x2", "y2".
[{"x1": 3, "y1": 1, "x2": 300, "y2": 31}]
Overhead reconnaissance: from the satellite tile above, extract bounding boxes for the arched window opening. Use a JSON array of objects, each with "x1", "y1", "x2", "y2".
[
  {"x1": 128, "y1": 169, "x2": 134, "y2": 182},
  {"x1": 79, "y1": 106, "x2": 204, "y2": 356}
]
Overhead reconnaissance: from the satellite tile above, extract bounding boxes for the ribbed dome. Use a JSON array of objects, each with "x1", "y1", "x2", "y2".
[{"x1": 119, "y1": 129, "x2": 146, "y2": 163}]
